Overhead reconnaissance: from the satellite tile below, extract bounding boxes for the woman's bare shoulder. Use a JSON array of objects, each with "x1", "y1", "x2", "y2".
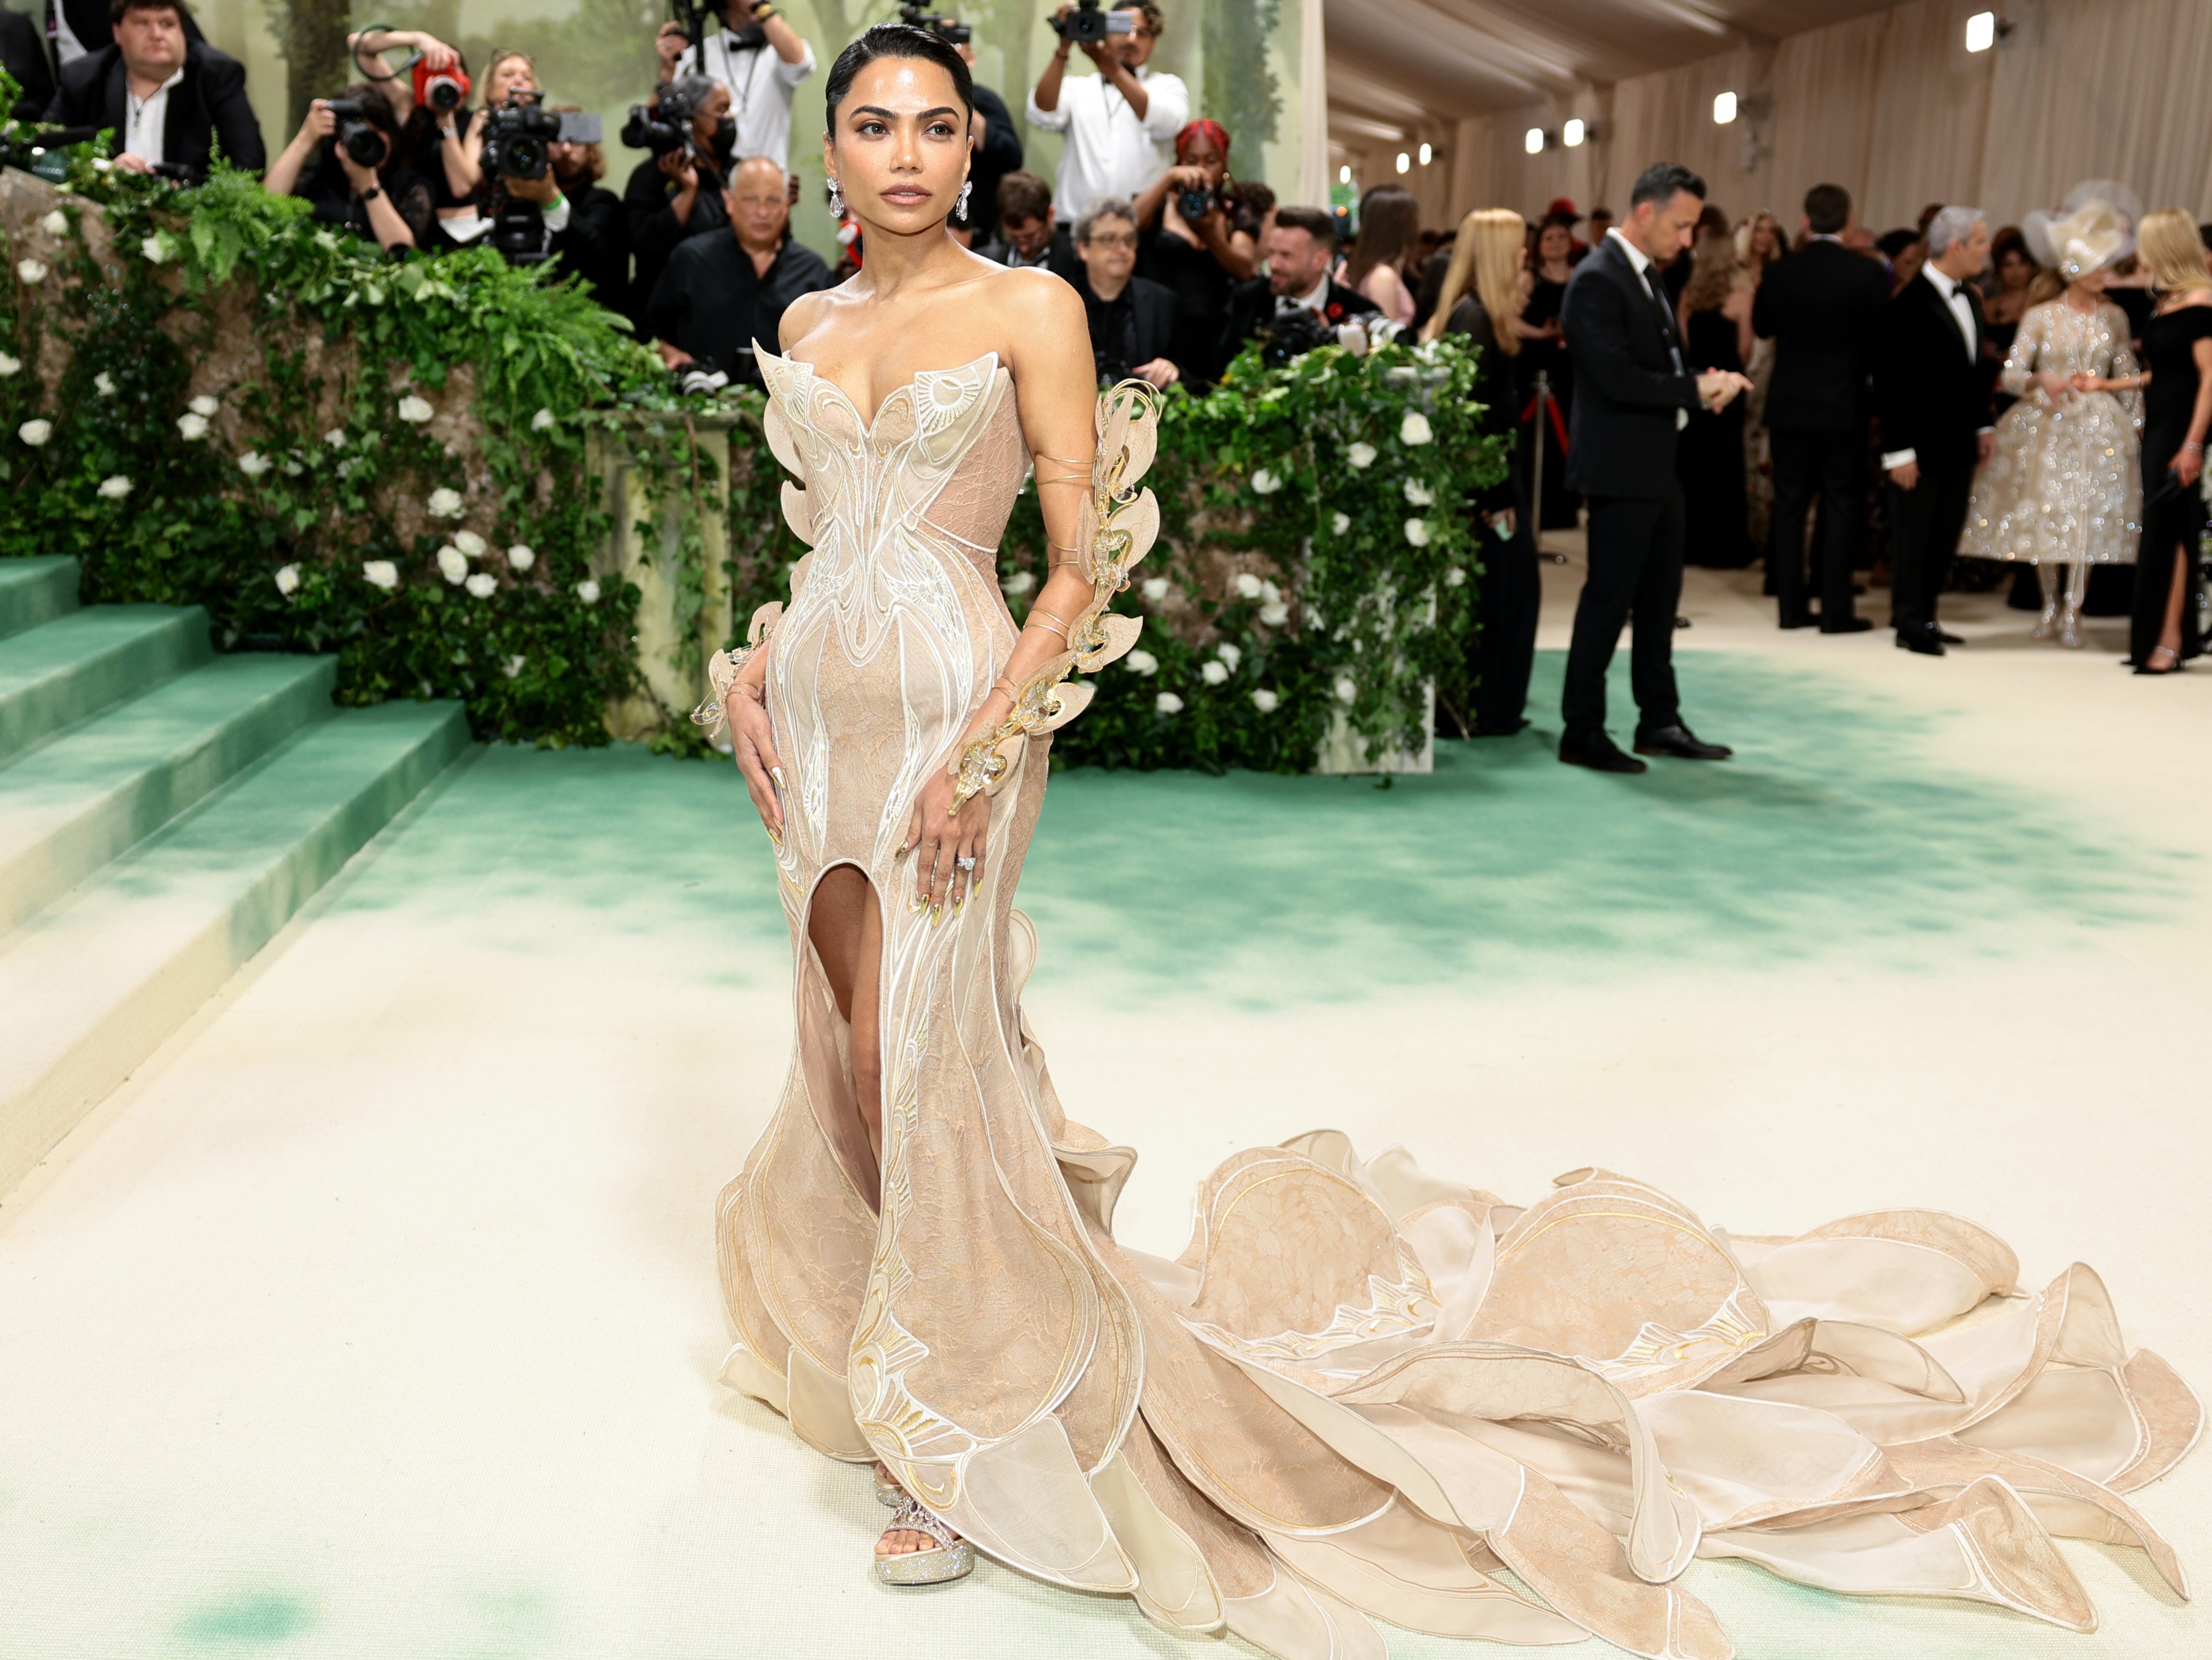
[{"x1": 778, "y1": 288, "x2": 837, "y2": 352}]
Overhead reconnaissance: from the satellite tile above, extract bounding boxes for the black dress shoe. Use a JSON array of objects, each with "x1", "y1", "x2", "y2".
[
  {"x1": 1674, "y1": 615, "x2": 1692, "y2": 629},
  {"x1": 1895, "y1": 625, "x2": 1945, "y2": 656},
  {"x1": 1633, "y1": 723, "x2": 1734, "y2": 760},
  {"x1": 1779, "y1": 611, "x2": 1817, "y2": 630},
  {"x1": 1935, "y1": 627, "x2": 1964, "y2": 645},
  {"x1": 1820, "y1": 616, "x2": 1874, "y2": 634},
  {"x1": 1559, "y1": 730, "x2": 1648, "y2": 773}
]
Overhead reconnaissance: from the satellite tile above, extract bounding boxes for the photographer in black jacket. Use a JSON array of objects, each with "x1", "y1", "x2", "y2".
[
  {"x1": 52, "y1": 0, "x2": 264, "y2": 178},
  {"x1": 547, "y1": 105, "x2": 630, "y2": 310},
  {"x1": 263, "y1": 82, "x2": 430, "y2": 251},
  {"x1": 623, "y1": 73, "x2": 735, "y2": 326}
]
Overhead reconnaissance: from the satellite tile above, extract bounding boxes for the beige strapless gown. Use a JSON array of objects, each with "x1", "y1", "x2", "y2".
[{"x1": 714, "y1": 349, "x2": 2200, "y2": 1659}]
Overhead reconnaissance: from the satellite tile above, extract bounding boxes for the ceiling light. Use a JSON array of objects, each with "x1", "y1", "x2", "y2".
[
  {"x1": 1965, "y1": 10, "x2": 1996, "y2": 50},
  {"x1": 1563, "y1": 118, "x2": 1586, "y2": 148},
  {"x1": 1339, "y1": 163, "x2": 1352, "y2": 184},
  {"x1": 1395, "y1": 151, "x2": 1410, "y2": 174},
  {"x1": 1712, "y1": 90, "x2": 1737, "y2": 124},
  {"x1": 1418, "y1": 141, "x2": 1432, "y2": 166},
  {"x1": 1524, "y1": 126, "x2": 1544, "y2": 156}
]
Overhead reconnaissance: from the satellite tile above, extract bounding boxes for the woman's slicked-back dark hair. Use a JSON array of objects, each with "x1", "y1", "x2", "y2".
[{"x1": 824, "y1": 23, "x2": 974, "y2": 133}]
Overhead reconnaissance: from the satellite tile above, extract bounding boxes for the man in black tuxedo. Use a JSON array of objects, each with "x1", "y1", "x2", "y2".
[
  {"x1": 51, "y1": 0, "x2": 263, "y2": 179},
  {"x1": 2, "y1": 7, "x2": 57, "y2": 118},
  {"x1": 1557, "y1": 162, "x2": 1751, "y2": 773},
  {"x1": 1873, "y1": 207, "x2": 1994, "y2": 655},
  {"x1": 1753, "y1": 182, "x2": 1891, "y2": 632},
  {"x1": 1217, "y1": 204, "x2": 1378, "y2": 366}
]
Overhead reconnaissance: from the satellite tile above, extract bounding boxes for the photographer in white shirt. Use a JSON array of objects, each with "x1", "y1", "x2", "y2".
[
  {"x1": 655, "y1": 0, "x2": 815, "y2": 170},
  {"x1": 1026, "y1": 1, "x2": 1186, "y2": 217}
]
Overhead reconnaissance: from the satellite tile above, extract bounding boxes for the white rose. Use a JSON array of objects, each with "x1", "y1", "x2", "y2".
[
  {"x1": 17, "y1": 258, "x2": 48, "y2": 283},
  {"x1": 274, "y1": 563, "x2": 301, "y2": 596},
  {"x1": 436, "y1": 546, "x2": 469, "y2": 584},
  {"x1": 1003, "y1": 569, "x2": 1035, "y2": 595},
  {"x1": 1331, "y1": 510, "x2": 1351, "y2": 534},
  {"x1": 1234, "y1": 572, "x2": 1263, "y2": 599},
  {"x1": 324, "y1": 428, "x2": 347, "y2": 447},
  {"x1": 465, "y1": 572, "x2": 497, "y2": 598},
  {"x1": 452, "y1": 529, "x2": 487, "y2": 557},
  {"x1": 397, "y1": 394, "x2": 436, "y2": 424},
  {"x1": 1444, "y1": 565, "x2": 1467, "y2": 587},
  {"x1": 1401, "y1": 411, "x2": 1434, "y2": 446},
  {"x1": 1403, "y1": 479, "x2": 1434, "y2": 505},
  {"x1": 505, "y1": 544, "x2": 536, "y2": 571},
  {"x1": 363, "y1": 559, "x2": 399, "y2": 590},
  {"x1": 93, "y1": 371, "x2": 115, "y2": 395},
  {"x1": 1124, "y1": 648, "x2": 1158, "y2": 676},
  {"x1": 39, "y1": 209, "x2": 68, "y2": 236},
  {"x1": 1251, "y1": 467, "x2": 1280, "y2": 495},
  {"x1": 279, "y1": 456, "x2": 303, "y2": 476},
  {"x1": 335, "y1": 457, "x2": 358, "y2": 479},
  {"x1": 1336, "y1": 322, "x2": 1370, "y2": 356},
  {"x1": 1259, "y1": 600, "x2": 1289, "y2": 626},
  {"x1": 188, "y1": 395, "x2": 219, "y2": 418},
  {"x1": 91, "y1": 157, "x2": 112, "y2": 172},
  {"x1": 238, "y1": 451, "x2": 272, "y2": 478},
  {"x1": 1334, "y1": 676, "x2": 1358, "y2": 703},
  {"x1": 530, "y1": 407, "x2": 556, "y2": 431},
  {"x1": 1259, "y1": 579, "x2": 1281, "y2": 605},
  {"x1": 0, "y1": 353, "x2": 19, "y2": 377},
  {"x1": 96, "y1": 475, "x2": 132, "y2": 499},
  {"x1": 1140, "y1": 576, "x2": 1169, "y2": 602},
  {"x1": 1403, "y1": 517, "x2": 1431, "y2": 547},
  {"x1": 576, "y1": 578, "x2": 601, "y2": 604},
  {"x1": 1215, "y1": 642, "x2": 1242, "y2": 671},
  {"x1": 1347, "y1": 442, "x2": 1377, "y2": 470},
  {"x1": 176, "y1": 412, "x2": 209, "y2": 440},
  {"x1": 1155, "y1": 691, "x2": 1185, "y2": 714},
  {"x1": 1200, "y1": 659, "x2": 1229, "y2": 685},
  {"x1": 426, "y1": 487, "x2": 465, "y2": 518},
  {"x1": 503, "y1": 654, "x2": 527, "y2": 678},
  {"x1": 139, "y1": 236, "x2": 170, "y2": 265},
  {"x1": 1251, "y1": 687, "x2": 1279, "y2": 713}
]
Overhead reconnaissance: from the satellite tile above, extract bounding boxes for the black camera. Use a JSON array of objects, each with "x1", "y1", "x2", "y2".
[
  {"x1": 1177, "y1": 180, "x2": 1232, "y2": 223},
  {"x1": 1049, "y1": 0, "x2": 1132, "y2": 45},
  {"x1": 623, "y1": 82, "x2": 705, "y2": 158},
  {"x1": 1256, "y1": 304, "x2": 1332, "y2": 369},
  {"x1": 324, "y1": 98, "x2": 390, "y2": 168},
  {"x1": 899, "y1": 2, "x2": 971, "y2": 44},
  {"x1": 480, "y1": 94, "x2": 601, "y2": 182}
]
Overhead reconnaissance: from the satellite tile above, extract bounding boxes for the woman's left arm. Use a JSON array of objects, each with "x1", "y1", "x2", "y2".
[
  {"x1": 902, "y1": 273, "x2": 1104, "y2": 913},
  {"x1": 2177, "y1": 335, "x2": 2212, "y2": 487}
]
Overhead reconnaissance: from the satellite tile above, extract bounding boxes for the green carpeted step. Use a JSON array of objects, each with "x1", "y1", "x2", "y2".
[
  {"x1": 0, "y1": 653, "x2": 340, "y2": 937},
  {"x1": 0, "y1": 605, "x2": 212, "y2": 768},
  {"x1": 0, "y1": 700, "x2": 471, "y2": 1196},
  {"x1": 0, "y1": 558, "x2": 80, "y2": 642}
]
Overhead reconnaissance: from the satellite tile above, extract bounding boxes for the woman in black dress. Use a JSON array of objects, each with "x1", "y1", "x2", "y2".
[
  {"x1": 2125, "y1": 210, "x2": 2212, "y2": 672},
  {"x1": 1675, "y1": 231, "x2": 1756, "y2": 567},
  {"x1": 1423, "y1": 207, "x2": 1539, "y2": 736},
  {"x1": 1131, "y1": 119, "x2": 1256, "y2": 388},
  {"x1": 1516, "y1": 215, "x2": 1579, "y2": 530}
]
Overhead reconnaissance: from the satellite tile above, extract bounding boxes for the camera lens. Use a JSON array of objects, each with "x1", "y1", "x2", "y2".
[{"x1": 431, "y1": 80, "x2": 462, "y2": 112}]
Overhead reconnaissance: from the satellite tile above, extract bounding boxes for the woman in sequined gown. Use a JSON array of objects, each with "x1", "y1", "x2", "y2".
[
  {"x1": 702, "y1": 25, "x2": 2202, "y2": 1655},
  {"x1": 1962, "y1": 214, "x2": 2142, "y2": 648}
]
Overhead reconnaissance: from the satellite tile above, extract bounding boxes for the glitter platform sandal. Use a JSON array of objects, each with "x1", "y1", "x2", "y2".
[
  {"x1": 875, "y1": 1495, "x2": 975, "y2": 1587},
  {"x1": 873, "y1": 1463, "x2": 902, "y2": 1507}
]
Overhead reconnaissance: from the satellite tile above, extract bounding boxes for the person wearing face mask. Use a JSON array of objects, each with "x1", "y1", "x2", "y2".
[
  {"x1": 645, "y1": 154, "x2": 832, "y2": 389},
  {"x1": 1025, "y1": 1, "x2": 1186, "y2": 217},
  {"x1": 624, "y1": 74, "x2": 737, "y2": 327},
  {"x1": 654, "y1": 0, "x2": 815, "y2": 170},
  {"x1": 1959, "y1": 194, "x2": 2144, "y2": 651},
  {"x1": 545, "y1": 104, "x2": 630, "y2": 310}
]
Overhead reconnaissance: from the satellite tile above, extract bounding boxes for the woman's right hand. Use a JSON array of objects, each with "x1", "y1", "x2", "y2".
[
  {"x1": 729, "y1": 693, "x2": 785, "y2": 840},
  {"x1": 2037, "y1": 372, "x2": 2074, "y2": 404},
  {"x1": 296, "y1": 100, "x2": 336, "y2": 147},
  {"x1": 2175, "y1": 445, "x2": 2204, "y2": 489}
]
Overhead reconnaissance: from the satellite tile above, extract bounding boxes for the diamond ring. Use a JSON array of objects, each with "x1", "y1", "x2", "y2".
[{"x1": 955, "y1": 855, "x2": 977, "y2": 872}]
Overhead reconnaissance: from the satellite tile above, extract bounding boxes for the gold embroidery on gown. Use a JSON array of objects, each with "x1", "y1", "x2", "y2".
[
  {"x1": 1964, "y1": 297, "x2": 2143, "y2": 565},
  {"x1": 712, "y1": 351, "x2": 2201, "y2": 1659}
]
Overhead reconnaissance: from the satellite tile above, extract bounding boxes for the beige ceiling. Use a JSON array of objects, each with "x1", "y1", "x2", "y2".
[{"x1": 1325, "y1": 0, "x2": 1905, "y2": 142}]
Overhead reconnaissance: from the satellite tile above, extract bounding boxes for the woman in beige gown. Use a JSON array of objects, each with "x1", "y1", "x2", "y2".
[{"x1": 699, "y1": 26, "x2": 2201, "y2": 1657}]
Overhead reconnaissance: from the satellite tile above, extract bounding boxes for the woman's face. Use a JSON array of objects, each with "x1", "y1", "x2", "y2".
[
  {"x1": 1538, "y1": 222, "x2": 1571, "y2": 263},
  {"x1": 823, "y1": 57, "x2": 970, "y2": 237},
  {"x1": 2074, "y1": 265, "x2": 2110, "y2": 295},
  {"x1": 1177, "y1": 131, "x2": 1226, "y2": 184},
  {"x1": 1998, "y1": 247, "x2": 2032, "y2": 290},
  {"x1": 488, "y1": 57, "x2": 539, "y2": 108},
  {"x1": 693, "y1": 83, "x2": 732, "y2": 141},
  {"x1": 1751, "y1": 217, "x2": 1778, "y2": 259}
]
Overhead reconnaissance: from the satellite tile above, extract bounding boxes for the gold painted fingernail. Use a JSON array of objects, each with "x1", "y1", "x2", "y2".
[
  {"x1": 929, "y1": 903, "x2": 944, "y2": 927},
  {"x1": 769, "y1": 766, "x2": 786, "y2": 790},
  {"x1": 892, "y1": 843, "x2": 908, "y2": 861}
]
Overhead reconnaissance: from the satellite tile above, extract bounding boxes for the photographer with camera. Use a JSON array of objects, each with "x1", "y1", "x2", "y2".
[
  {"x1": 644, "y1": 154, "x2": 831, "y2": 391},
  {"x1": 1217, "y1": 204, "x2": 1379, "y2": 368},
  {"x1": 51, "y1": 0, "x2": 264, "y2": 180},
  {"x1": 1026, "y1": 1, "x2": 1183, "y2": 218},
  {"x1": 914, "y1": 11, "x2": 1023, "y2": 246},
  {"x1": 428, "y1": 53, "x2": 604, "y2": 268},
  {"x1": 654, "y1": 0, "x2": 812, "y2": 170},
  {"x1": 623, "y1": 73, "x2": 736, "y2": 324},
  {"x1": 545, "y1": 107, "x2": 631, "y2": 309},
  {"x1": 1070, "y1": 198, "x2": 1177, "y2": 389},
  {"x1": 1130, "y1": 117, "x2": 1252, "y2": 387},
  {"x1": 264, "y1": 82, "x2": 430, "y2": 252},
  {"x1": 346, "y1": 27, "x2": 476, "y2": 221}
]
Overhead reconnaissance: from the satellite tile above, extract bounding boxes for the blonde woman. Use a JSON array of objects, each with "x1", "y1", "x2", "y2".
[
  {"x1": 2129, "y1": 208, "x2": 2212, "y2": 671},
  {"x1": 1423, "y1": 208, "x2": 1539, "y2": 734}
]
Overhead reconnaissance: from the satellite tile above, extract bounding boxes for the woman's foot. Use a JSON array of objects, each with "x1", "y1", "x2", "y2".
[
  {"x1": 875, "y1": 1495, "x2": 975, "y2": 1585},
  {"x1": 2137, "y1": 644, "x2": 2181, "y2": 675}
]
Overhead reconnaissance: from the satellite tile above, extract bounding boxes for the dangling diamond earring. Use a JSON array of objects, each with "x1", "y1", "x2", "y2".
[
  {"x1": 828, "y1": 176, "x2": 844, "y2": 216},
  {"x1": 956, "y1": 179, "x2": 972, "y2": 220}
]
